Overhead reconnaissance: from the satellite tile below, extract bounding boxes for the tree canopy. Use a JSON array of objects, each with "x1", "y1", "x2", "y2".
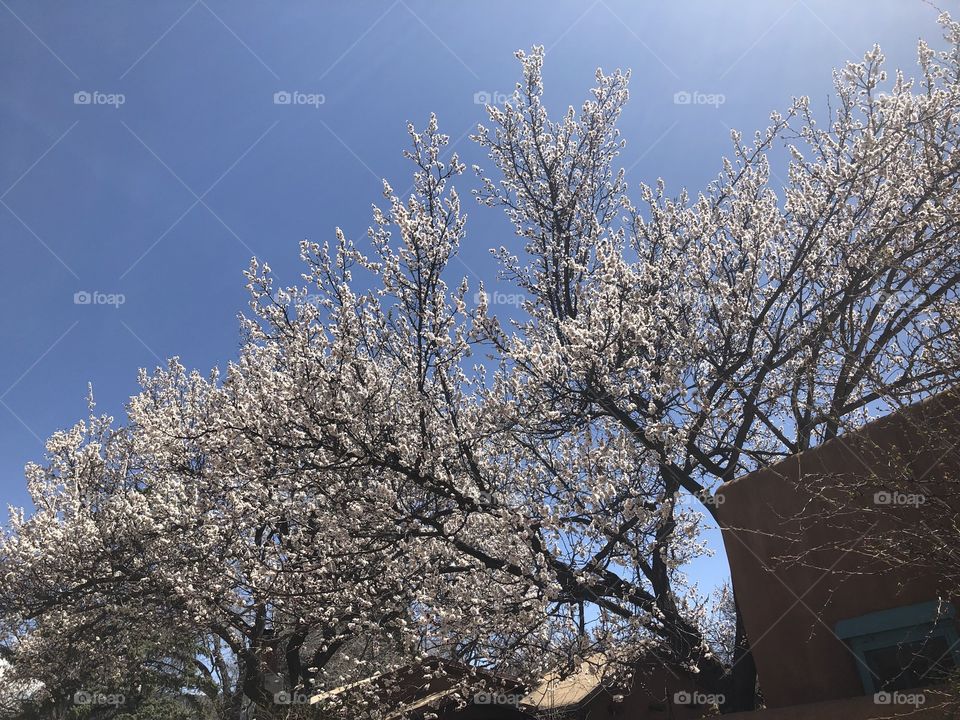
[{"x1": 2, "y1": 15, "x2": 960, "y2": 720}]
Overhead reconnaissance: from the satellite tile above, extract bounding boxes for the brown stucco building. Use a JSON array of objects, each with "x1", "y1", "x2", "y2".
[{"x1": 717, "y1": 391, "x2": 960, "y2": 719}]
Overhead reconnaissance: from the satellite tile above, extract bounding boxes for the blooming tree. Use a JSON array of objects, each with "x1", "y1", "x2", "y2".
[
  {"x1": 469, "y1": 19, "x2": 960, "y2": 707},
  {"x1": 3, "y1": 15, "x2": 960, "y2": 719}
]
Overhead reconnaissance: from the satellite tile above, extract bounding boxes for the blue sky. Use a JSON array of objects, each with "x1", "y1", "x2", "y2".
[{"x1": 0, "y1": 1, "x2": 944, "y2": 590}]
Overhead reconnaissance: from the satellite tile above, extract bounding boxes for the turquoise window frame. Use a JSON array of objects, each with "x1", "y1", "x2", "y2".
[{"x1": 835, "y1": 601, "x2": 960, "y2": 694}]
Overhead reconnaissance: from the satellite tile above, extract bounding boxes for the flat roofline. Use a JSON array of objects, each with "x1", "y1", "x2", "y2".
[{"x1": 715, "y1": 388, "x2": 960, "y2": 502}]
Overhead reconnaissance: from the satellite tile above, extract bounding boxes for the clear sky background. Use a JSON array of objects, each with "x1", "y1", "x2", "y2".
[{"x1": 0, "y1": 0, "x2": 948, "y2": 591}]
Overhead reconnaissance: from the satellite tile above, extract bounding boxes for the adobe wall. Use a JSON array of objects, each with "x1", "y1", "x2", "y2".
[
  {"x1": 723, "y1": 693, "x2": 956, "y2": 720},
  {"x1": 716, "y1": 391, "x2": 960, "y2": 709}
]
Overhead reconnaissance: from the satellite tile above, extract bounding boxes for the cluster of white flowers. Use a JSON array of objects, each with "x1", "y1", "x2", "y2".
[{"x1": 3, "y1": 16, "x2": 960, "y2": 718}]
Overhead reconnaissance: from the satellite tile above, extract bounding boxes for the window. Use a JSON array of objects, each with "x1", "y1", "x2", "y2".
[{"x1": 836, "y1": 601, "x2": 960, "y2": 694}]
